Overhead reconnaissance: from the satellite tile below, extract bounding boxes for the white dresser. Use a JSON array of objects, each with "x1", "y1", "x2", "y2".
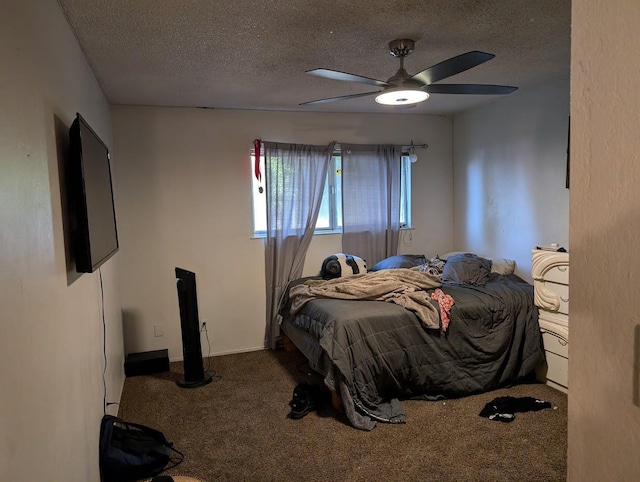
[{"x1": 531, "y1": 248, "x2": 569, "y2": 393}]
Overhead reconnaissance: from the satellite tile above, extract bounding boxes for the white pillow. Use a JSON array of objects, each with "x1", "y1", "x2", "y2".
[{"x1": 491, "y1": 258, "x2": 516, "y2": 275}]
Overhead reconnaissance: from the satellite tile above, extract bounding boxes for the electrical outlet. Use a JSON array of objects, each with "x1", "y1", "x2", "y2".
[
  {"x1": 201, "y1": 319, "x2": 207, "y2": 330},
  {"x1": 154, "y1": 324, "x2": 164, "y2": 337}
]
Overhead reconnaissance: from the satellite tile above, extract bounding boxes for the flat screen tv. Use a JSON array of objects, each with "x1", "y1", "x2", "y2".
[{"x1": 68, "y1": 113, "x2": 119, "y2": 273}]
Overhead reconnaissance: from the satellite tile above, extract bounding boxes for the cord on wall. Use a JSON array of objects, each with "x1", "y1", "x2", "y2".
[
  {"x1": 99, "y1": 268, "x2": 107, "y2": 414},
  {"x1": 99, "y1": 268, "x2": 119, "y2": 414},
  {"x1": 200, "y1": 321, "x2": 222, "y2": 382},
  {"x1": 401, "y1": 228, "x2": 413, "y2": 248}
]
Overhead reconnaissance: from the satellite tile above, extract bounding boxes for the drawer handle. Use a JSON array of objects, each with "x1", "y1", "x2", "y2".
[
  {"x1": 560, "y1": 297, "x2": 569, "y2": 302},
  {"x1": 557, "y1": 266, "x2": 568, "y2": 272},
  {"x1": 543, "y1": 329, "x2": 569, "y2": 345}
]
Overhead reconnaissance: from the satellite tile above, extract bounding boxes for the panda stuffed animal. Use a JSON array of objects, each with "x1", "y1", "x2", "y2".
[{"x1": 320, "y1": 253, "x2": 367, "y2": 280}]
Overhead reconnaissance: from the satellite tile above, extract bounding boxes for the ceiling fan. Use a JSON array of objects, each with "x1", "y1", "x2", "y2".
[{"x1": 300, "y1": 39, "x2": 517, "y2": 106}]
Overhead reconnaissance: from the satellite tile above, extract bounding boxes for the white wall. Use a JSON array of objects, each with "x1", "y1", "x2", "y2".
[
  {"x1": 569, "y1": 1, "x2": 640, "y2": 479},
  {"x1": 452, "y1": 80, "x2": 570, "y2": 280},
  {"x1": 111, "y1": 106, "x2": 453, "y2": 360},
  {"x1": 0, "y1": 1, "x2": 124, "y2": 481}
]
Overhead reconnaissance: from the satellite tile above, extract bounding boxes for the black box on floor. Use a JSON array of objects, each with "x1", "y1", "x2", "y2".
[{"x1": 125, "y1": 349, "x2": 170, "y2": 377}]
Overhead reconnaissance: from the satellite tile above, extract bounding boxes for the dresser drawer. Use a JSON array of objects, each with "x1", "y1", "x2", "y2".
[
  {"x1": 538, "y1": 309, "x2": 568, "y2": 329},
  {"x1": 543, "y1": 281, "x2": 569, "y2": 314},
  {"x1": 532, "y1": 250, "x2": 569, "y2": 284},
  {"x1": 534, "y1": 280, "x2": 570, "y2": 314},
  {"x1": 542, "y1": 263, "x2": 569, "y2": 284},
  {"x1": 541, "y1": 330, "x2": 569, "y2": 358},
  {"x1": 543, "y1": 351, "x2": 568, "y2": 390}
]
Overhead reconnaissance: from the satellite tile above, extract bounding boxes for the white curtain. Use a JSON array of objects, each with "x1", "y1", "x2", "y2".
[
  {"x1": 341, "y1": 144, "x2": 402, "y2": 267},
  {"x1": 264, "y1": 141, "x2": 335, "y2": 349}
]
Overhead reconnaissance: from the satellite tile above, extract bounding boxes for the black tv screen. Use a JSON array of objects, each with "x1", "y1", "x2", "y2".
[{"x1": 68, "y1": 113, "x2": 119, "y2": 273}]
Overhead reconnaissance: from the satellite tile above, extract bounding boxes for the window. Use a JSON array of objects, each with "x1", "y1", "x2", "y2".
[{"x1": 251, "y1": 151, "x2": 411, "y2": 236}]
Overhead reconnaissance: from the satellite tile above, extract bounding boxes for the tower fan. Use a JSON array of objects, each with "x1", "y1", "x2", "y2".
[{"x1": 175, "y1": 267, "x2": 213, "y2": 388}]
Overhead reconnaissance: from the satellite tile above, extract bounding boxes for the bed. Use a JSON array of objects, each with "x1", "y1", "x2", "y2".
[{"x1": 278, "y1": 253, "x2": 544, "y2": 430}]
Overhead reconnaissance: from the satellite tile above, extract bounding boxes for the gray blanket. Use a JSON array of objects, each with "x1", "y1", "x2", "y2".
[
  {"x1": 288, "y1": 268, "x2": 443, "y2": 329},
  {"x1": 281, "y1": 273, "x2": 543, "y2": 430}
]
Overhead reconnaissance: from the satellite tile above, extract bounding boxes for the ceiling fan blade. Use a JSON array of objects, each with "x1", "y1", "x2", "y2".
[
  {"x1": 299, "y1": 90, "x2": 381, "y2": 106},
  {"x1": 306, "y1": 68, "x2": 392, "y2": 88},
  {"x1": 423, "y1": 84, "x2": 518, "y2": 95},
  {"x1": 409, "y1": 51, "x2": 496, "y2": 86}
]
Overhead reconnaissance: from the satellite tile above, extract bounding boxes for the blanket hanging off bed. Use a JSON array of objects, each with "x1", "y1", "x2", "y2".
[{"x1": 288, "y1": 268, "x2": 443, "y2": 329}]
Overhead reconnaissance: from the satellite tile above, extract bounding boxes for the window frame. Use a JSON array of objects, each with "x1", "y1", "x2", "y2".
[{"x1": 250, "y1": 150, "x2": 411, "y2": 237}]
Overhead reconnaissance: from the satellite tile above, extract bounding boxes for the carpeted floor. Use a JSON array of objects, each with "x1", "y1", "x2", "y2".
[{"x1": 118, "y1": 349, "x2": 567, "y2": 482}]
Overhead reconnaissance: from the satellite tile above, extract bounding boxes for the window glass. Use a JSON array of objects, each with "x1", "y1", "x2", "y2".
[
  {"x1": 400, "y1": 155, "x2": 411, "y2": 228},
  {"x1": 251, "y1": 152, "x2": 410, "y2": 236}
]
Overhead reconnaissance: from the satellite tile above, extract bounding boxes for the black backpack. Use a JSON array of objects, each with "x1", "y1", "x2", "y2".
[{"x1": 99, "y1": 415, "x2": 184, "y2": 482}]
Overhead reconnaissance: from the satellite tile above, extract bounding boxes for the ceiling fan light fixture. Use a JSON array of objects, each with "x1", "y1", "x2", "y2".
[{"x1": 375, "y1": 88, "x2": 429, "y2": 106}]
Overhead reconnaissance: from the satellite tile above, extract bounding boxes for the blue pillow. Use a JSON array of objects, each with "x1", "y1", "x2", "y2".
[
  {"x1": 441, "y1": 253, "x2": 492, "y2": 285},
  {"x1": 369, "y1": 254, "x2": 426, "y2": 271}
]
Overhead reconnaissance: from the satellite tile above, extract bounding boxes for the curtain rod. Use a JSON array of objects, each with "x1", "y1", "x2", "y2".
[
  {"x1": 332, "y1": 141, "x2": 429, "y2": 149},
  {"x1": 256, "y1": 140, "x2": 429, "y2": 150}
]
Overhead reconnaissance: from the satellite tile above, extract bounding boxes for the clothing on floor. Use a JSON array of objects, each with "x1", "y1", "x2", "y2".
[{"x1": 479, "y1": 396, "x2": 552, "y2": 423}]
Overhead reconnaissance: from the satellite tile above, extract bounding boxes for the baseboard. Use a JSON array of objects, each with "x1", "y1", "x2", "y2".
[
  {"x1": 545, "y1": 379, "x2": 568, "y2": 394},
  {"x1": 169, "y1": 345, "x2": 265, "y2": 363}
]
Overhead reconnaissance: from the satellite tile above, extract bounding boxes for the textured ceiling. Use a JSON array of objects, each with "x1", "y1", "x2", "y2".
[{"x1": 57, "y1": 0, "x2": 571, "y2": 115}]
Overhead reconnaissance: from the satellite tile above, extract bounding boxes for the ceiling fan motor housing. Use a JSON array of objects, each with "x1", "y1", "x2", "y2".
[{"x1": 388, "y1": 39, "x2": 415, "y2": 58}]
